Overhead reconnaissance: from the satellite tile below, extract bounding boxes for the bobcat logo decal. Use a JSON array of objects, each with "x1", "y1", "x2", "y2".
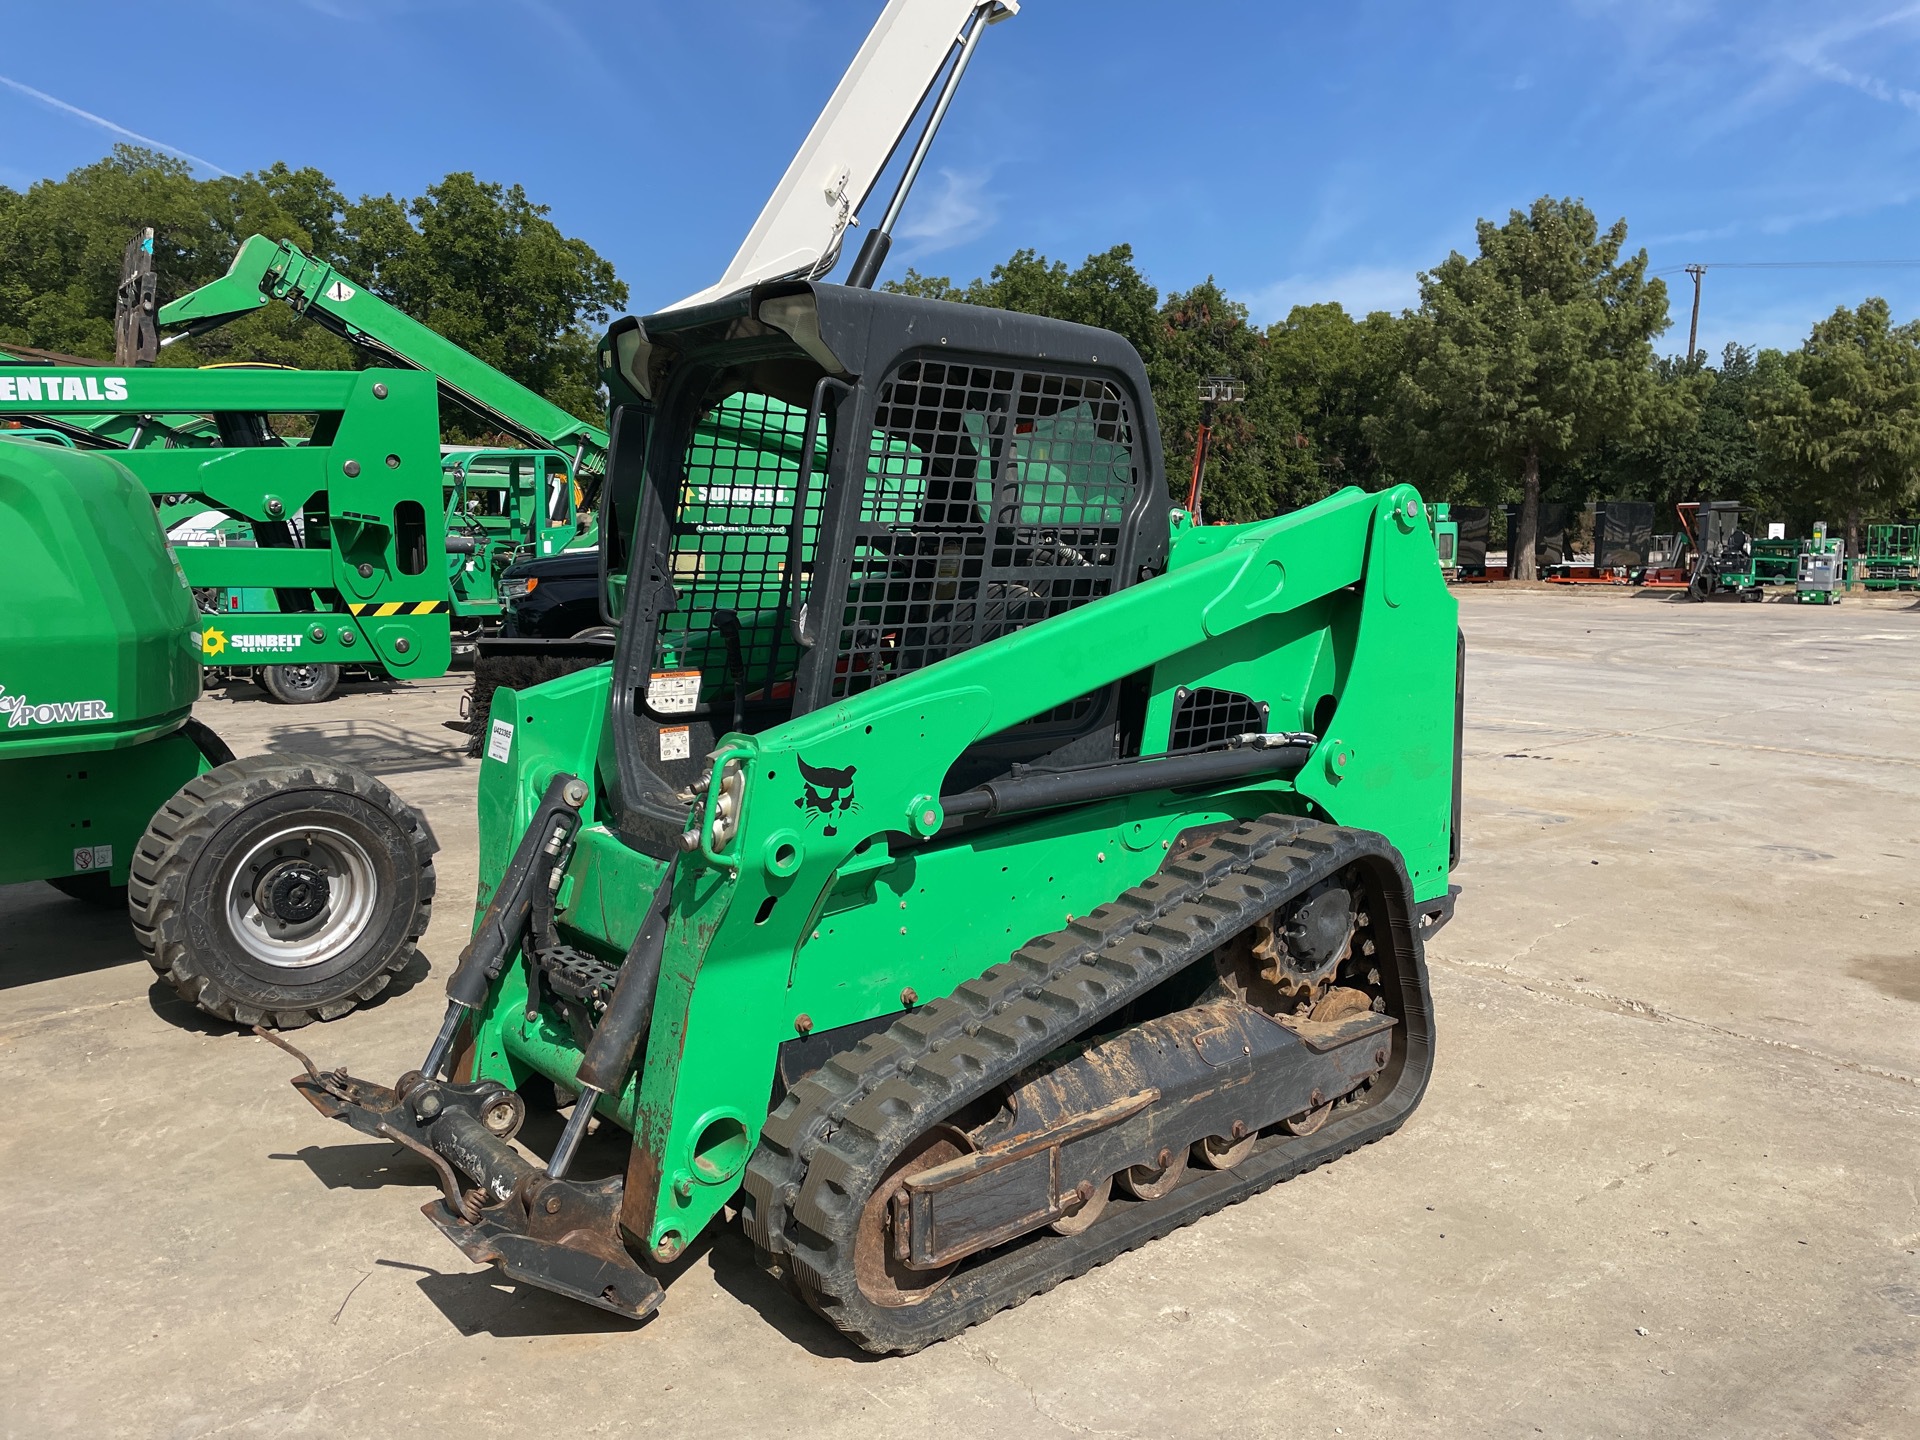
[{"x1": 796, "y1": 756, "x2": 858, "y2": 837}]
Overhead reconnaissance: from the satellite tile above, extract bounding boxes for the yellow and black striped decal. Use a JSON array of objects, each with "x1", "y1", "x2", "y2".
[{"x1": 348, "y1": 600, "x2": 450, "y2": 617}]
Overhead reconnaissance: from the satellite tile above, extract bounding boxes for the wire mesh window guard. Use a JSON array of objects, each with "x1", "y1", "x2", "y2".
[
  {"x1": 655, "y1": 392, "x2": 823, "y2": 704},
  {"x1": 830, "y1": 358, "x2": 1138, "y2": 712}
]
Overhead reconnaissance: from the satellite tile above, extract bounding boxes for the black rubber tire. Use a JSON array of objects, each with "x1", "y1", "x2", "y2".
[
  {"x1": 128, "y1": 756, "x2": 437, "y2": 1028},
  {"x1": 259, "y1": 663, "x2": 341, "y2": 704},
  {"x1": 46, "y1": 872, "x2": 127, "y2": 907}
]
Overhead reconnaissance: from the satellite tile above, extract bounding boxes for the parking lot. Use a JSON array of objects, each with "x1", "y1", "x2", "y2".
[{"x1": 2, "y1": 586, "x2": 1917, "y2": 1439}]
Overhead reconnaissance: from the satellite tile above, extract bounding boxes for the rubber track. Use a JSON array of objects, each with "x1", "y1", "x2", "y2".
[
  {"x1": 740, "y1": 814, "x2": 1436, "y2": 1353},
  {"x1": 127, "y1": 755, "x2": 437, "y2": 1029}
]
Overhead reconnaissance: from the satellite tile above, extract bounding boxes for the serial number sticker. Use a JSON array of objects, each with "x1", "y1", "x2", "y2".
[
  {"x1": 658, "y1": 725, "x2": 691, "y2": 762},
  {"x1": 487, "y1": 718, "x2": 514, "y2": 763},
  {"x1": 647, "y1": 670, "x2": 701, "y2": 715}
]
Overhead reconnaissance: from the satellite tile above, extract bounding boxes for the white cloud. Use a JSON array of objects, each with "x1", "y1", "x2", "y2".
[
  {"x1": 0, "y1": 74, "x2": 232, "y2": 175},
  {"x1": 1243, "y1": 264, "x2": 1422, "y2": 324},
  {"x1": 1771, "y1": 3, "x2": 1920, "y2": 113},
  {"x1": 895, "y1": 167, "x2": 999, "y2": 258}
]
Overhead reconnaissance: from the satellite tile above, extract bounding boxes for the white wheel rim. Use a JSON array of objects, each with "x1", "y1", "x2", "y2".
[{"x1": 223, "y1": 822, "x2": 379, "y2": 969}]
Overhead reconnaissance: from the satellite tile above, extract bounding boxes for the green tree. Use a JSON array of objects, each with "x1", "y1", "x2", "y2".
[
  {"x1": 1570, "y1": 345, "x2": 1758, "y2": 527},
  {"x1": 342, "y1": 173, "x2": 625, "y2": 428},
  {"x1": 1389, "y1": 197, "x2": 1671, "y2": 578},
  {"x1": 1265, "y1": 302, "x2": 1404, "y2": 498},
  {"x1": 1154, "y1": 278, "x2": 1278, "y2": 521},
  {"x1": 893, "y1": 248, "x2": 1414, "y2": 521},
  {"x1": 0, "y1": 147, "x2": 625, "y2": 426},
  {"x1": 1750, "y1": 298, "x2": 1920, "y2": 550},
  {"x1": 0, "y1": 148, "x2": 356, "y2": 368}
]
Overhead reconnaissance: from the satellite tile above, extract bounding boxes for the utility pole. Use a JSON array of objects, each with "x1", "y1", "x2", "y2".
[{"x1": 1684, "y1": 264, "x2": 1706, "y2": 363}]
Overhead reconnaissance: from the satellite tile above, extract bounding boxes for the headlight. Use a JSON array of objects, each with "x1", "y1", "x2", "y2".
[{"x1": 501, "y1": 577, "x2": 535, "y2": 599}]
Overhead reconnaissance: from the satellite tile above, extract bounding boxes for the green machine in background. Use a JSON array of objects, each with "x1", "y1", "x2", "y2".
[
  {"x1": 159, "y1": 234, "x2": 609, "y2": 545},
  {"x1": 278, "y1": 280, "x2": 1464, "y2": 1352},
  {"x1": 1, "y1": 346, "x2": 223, "y2": 450},
  {"x1": 0, "y1": 426, "x2": 77, "y2": 448},
  {"x1": 1687, "y1": 500, "x2": 1765, "y2": 601},
  {"x1": 0, "y1": 365, "x2": 454, "y2": 703},
  {"x1": 1685, "y1": 501, "x2": 1797, "y2": 601},
  {"x1": 1859, "y1": 524, "x2": 1918, "y2": 592},
  {"x1": 1749, "y1": 535, "x2": 1800, "y2": 589},
  {"x1": 1, "y1": 438, "x2": 435, "y2": 1026},
  {"x1": 441, "y1": 446, "x2": 580, "y2": 642},
  {"x1": 1796, "y1": 526, "x2": 1845, "y2": 605}
]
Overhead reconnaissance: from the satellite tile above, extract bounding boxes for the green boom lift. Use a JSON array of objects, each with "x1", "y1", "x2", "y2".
[
  {"x1": 155, "y1": 239, "x2": 605, "y2": 634},
  {"x1": 266, "y1": 0, "x2": 1464, "y2": 1352},
  {"x1": 158, "y1": 234, "x2": 610, "y2": 534},
  {"x1": 0, "y1": 345, "x2": 222, "y2": 450},
  {"x1": 0, "y1": 365, "x2": 456, "y2": 702},
  {"x1": 1, "y1": 437, "x2": 436, "y2": 1025}
]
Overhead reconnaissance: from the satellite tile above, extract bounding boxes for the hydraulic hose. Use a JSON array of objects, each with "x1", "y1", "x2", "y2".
[
  {"x1": 422, "y1": 771, "x2": 587, "y2": 1079},
  {"x1": 940, "y1": 735, "x2": 1315, "y2": 822}
]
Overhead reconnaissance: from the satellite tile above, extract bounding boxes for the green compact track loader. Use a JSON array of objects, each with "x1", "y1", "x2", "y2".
[
  {"x1": 2, "y1": 437, "x2": 437, "y2": 1026},
  {"x1": 274, "y1": 281, "x2": 1463, "y2": 1351}
]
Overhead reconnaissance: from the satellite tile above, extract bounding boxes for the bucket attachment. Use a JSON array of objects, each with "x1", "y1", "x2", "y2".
[{"x1": 264, "y1": 1029, "x2": 662, "y2": 1321}]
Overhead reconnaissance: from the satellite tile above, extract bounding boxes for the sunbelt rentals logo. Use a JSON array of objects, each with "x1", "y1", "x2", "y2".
[
  {"x1": 202, "y1": 628, "x2": 301, "y2": 656},
  {"x1": 0, "y1": 684, "x2": 114, "y2": 729},
  {"x1": 0, "y1": 374, "x2": 129, "y2": 403}
]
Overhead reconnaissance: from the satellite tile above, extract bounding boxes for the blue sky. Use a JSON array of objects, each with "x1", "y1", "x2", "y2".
[{"x1": 7, "y1": 1, "x2": 1920, "y2": 360}]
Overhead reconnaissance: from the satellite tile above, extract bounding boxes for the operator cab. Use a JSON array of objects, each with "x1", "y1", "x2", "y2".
[{"x1": 599, "y1": 282, "x2": 1170, "y2": 855}]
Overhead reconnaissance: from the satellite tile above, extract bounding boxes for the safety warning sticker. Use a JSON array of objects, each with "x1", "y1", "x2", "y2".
[
  {"x1": 647, "y1": 670, "x2": 701, "y2": 715},
  {"x1": 659, "y1": 725, "x2": 691, "y2": 762}
]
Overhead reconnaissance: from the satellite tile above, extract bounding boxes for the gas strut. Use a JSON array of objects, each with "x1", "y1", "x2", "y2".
[
  {"x1": 421, "y1": 772, "x2": 589, "y2": 1080},
  {"x1": 546, "y1": 858, "x2": 678, "y2": 1180}
]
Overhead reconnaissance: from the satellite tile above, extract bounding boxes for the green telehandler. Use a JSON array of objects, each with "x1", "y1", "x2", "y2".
[{"x1": 1, "y1": 437, "x2": 437, "y2": 1025}]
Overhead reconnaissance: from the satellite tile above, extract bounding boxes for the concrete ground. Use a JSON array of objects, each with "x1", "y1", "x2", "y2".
[{"x1": 2, "y1": 589, "x2": 1917, "y2": 1439}]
